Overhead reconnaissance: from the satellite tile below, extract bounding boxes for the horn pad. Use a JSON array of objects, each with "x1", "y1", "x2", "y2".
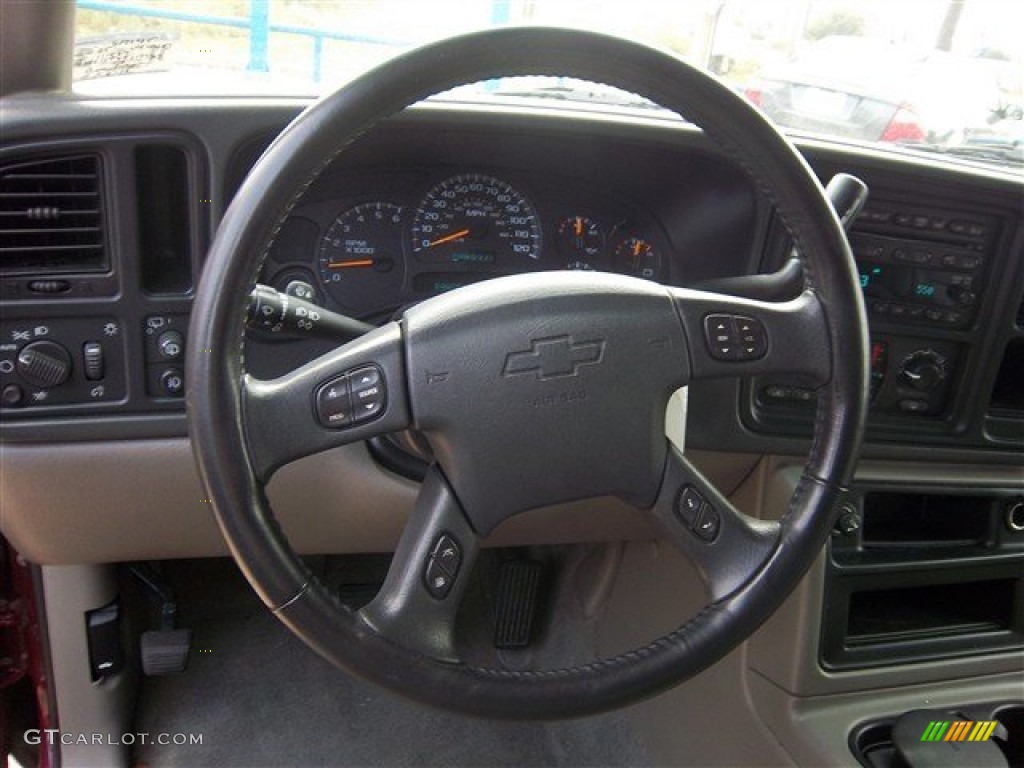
[{"x1": 403, "y1": 271, "x2": 690, "y2": 535}]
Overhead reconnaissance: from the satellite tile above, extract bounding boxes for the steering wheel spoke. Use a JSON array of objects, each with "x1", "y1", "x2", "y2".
[
  {"x1": 242, "y1": 322, "x2": 410, "y2": 482},
  {"x1": 670, "y1": 286, "x2": 831, "y2": 387},
  {"x1": 359, "y1": 466, "x2": 479, "y2": 663},
  {"x1": 651, "y1": 446, "x2": 779, "y2": 601}
]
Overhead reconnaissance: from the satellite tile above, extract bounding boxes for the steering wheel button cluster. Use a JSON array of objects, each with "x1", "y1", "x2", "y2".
[
  {"x1": 703, "y1": 313, "x2": 767, "y2": 361},
  {"x1": 424, "y1": 533, "x2": 462, "y2": 599},
  {"x1": 315, "y1": 365, "x2": 387, "y2": 428}
]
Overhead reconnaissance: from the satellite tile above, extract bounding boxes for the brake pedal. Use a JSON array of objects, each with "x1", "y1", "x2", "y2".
[
  {"x1": 492, "y1": 559, "x2": 544, "y2": 649},
  {"x1": 140, "y1": 628, "x2": 192, "y2": 676},
  {"x1": 128, "y1": 563, "x2": 192, "y2": 676}
]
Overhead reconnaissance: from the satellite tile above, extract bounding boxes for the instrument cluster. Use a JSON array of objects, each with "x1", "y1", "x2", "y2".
[{"x1": 262, "y1": 170, "x2": 670, "y2": 321}]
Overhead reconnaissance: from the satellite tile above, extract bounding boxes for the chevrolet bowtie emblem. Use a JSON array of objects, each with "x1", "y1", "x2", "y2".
[{"x1": 502, "y1": 335, "x2": 605, "y2": 380}]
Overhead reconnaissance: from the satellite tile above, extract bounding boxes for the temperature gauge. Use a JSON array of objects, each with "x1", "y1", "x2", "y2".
[{"x1": 557, "y1": 215, "x2": 603, "y2": 270}]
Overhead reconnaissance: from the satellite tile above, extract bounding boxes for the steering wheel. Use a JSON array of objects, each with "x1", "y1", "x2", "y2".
[{"x1": 187, "y1": 27, "x2": 868, "y2": 719}]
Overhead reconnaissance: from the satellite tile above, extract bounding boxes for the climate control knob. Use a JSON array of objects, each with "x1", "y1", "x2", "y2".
[
  {"x1": 16, "y1": 340, "x2": 72, "y2": 388},
  {"x1": 899, "y1": 350, "x2": 947, "y2": 392}
]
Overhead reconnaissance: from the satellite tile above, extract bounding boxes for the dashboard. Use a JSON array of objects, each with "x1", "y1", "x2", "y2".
[{"x1": 3, "y1": 103, "x2": 1021, "y2": 463}]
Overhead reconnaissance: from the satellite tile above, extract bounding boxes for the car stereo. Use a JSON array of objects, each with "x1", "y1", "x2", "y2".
[{"x1": 852, "y1": 233, "x2": 983, "y2": 328}]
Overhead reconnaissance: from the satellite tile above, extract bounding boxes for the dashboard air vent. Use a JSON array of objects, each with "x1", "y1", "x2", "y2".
[{"x1": 0, "y1": 154, "x2": 108, "y2": 275}]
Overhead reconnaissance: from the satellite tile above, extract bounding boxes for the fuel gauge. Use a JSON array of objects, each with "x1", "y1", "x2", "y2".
[
  {"x1": 557, "y1": 215, "x2": 603, "y2": 270},
  {"x1": 614, "y1": 235, "x2": 662, "y2": 281}
]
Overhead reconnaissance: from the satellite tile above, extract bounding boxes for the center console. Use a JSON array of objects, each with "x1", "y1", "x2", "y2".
[{"x1": 823, "y1": 486, "x2": 1024, "y2": 671}]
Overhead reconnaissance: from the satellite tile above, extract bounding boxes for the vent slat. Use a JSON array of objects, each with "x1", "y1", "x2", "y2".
[
  {"x1": 0, "y1": 154, "x2": 106, "y2": 273},
  {"x1": 0, "y1": 210, "x2": 100, "y2": 217},
  {"x1": 4, "y1": 173, "x2": 98, "y2": 181},
  {"x1": 0, "y1": 227, "x2": 101, "y2": 236},
  {"x1": 0, "y1": 192, "x2": 98, "y2": 199},
  {"x1": 0, "y1": 244, "x2": 104, "y2": 254}
]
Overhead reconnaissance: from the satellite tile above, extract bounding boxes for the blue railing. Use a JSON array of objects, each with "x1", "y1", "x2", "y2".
[{"x1": 76, "y1": 0, "x2": 423, "y2": 83}]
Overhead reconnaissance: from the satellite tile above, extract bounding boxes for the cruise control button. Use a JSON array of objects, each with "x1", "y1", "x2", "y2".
[
  {"x1": 675, "y1": 485, "x2": 704, "y2": 527},
  {"x1": 315, "y1": 376, "x2": 353, "y2": 428},
  {"x1": 694, "y1": 504, "x2": 721, "y2": 542},
  {"x1": 424, "y1": 559, "x2": 454, "y2": 599},
  {"x1": 431, "y1": 534, "x2": 462, "y2": 576}
]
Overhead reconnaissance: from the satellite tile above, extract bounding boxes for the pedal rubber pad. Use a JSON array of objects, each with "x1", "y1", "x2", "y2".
[
  {"x1": 140, "y1": 628, "x2": 192, "y2": 676},
  {"x1": 493, "y1": 560, "x2": 544, "y2": 649}
]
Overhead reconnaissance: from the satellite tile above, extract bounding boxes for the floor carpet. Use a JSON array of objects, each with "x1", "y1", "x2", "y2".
[{"x1": 133, "y1": 557, "x2": 649, "y2": 768}]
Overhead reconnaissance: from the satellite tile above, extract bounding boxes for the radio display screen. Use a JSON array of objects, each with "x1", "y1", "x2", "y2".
[{"x1": 858, "y1": 262, "x2": 964, "y2": 307}]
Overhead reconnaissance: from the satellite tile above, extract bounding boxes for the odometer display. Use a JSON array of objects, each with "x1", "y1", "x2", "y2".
[{"x1": 410, "y1": 174, "x2": 541, "y2": 266}]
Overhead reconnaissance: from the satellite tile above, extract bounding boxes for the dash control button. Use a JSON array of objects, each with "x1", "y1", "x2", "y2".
[
  {"x1": 350, "y1": 365, "x2": 385, "y2": 423},
  {"x1": 2, "y1": 384, "x2": 23, "y2": 408},
  {"x1": 160, "y1": 368, "x2": 185, "y2": 397},
  {"x1": 83, "y1": 342, "x2": 104, "y2": 381},
  {"x1": 315, "y1": 376, "x2": 353, "y2": 428}
]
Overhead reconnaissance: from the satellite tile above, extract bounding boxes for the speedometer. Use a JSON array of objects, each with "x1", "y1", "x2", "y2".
[{"x1": 410, "y1": 174, "x2": 541, "y2": 266}]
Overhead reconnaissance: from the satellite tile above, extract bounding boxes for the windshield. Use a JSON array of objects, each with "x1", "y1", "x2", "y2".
[{"x1": 73, "y1": 0, "x2": 1023, "y2": 170}]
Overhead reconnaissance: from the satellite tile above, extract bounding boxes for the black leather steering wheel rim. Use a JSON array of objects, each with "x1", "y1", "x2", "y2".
[{"x1": 187, "y1": 27, "x2": 868, "y2": 719}]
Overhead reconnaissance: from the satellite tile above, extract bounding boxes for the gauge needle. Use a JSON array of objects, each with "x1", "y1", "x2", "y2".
[
  {"x1": 427, "y1": 228, "x2": 471, "y2": 247},
  {"x1": 633, "y1": 241, "x2": 643, "y2": 257},
  {"x1": 327, "y1": 259, "x2": 375, "y2": 269},
  {"x1": 574, "y1": 217, "x2": 583, "y2": 237}
]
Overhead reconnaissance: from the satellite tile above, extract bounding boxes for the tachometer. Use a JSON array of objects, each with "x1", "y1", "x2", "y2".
[
  {"x1": 318, "y1": 202, "x2": 404, "y2": 313},
  {"x1": 410, "y1": 174, "x2": 541, "y2": 266}
]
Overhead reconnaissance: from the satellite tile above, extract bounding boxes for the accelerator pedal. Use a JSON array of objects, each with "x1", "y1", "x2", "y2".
[{"x1": 492, "y1": 559, "x2": 544, "y2": 649}]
